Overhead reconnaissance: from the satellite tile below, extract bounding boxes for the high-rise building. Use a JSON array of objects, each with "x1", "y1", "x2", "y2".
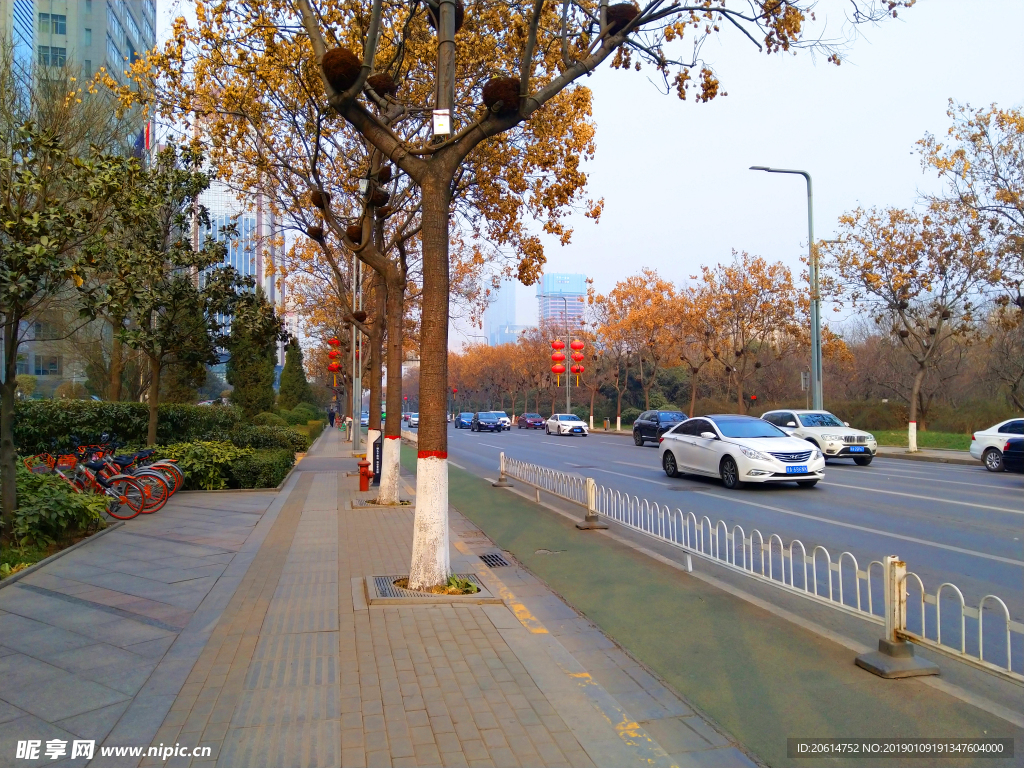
[
  {"x1": 1, "y1": 0, "x2": 157, "y2": 84},
  {"x1": 484, "y1": 278, "x2": 528, "y2": 346},
  {"x1": 537, "y1": 273, "x2": 587, "y2": 328}
]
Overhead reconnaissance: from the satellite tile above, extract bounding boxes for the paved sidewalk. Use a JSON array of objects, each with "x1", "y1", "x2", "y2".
[{"x1": 1, "y1": 428, "x2": 755, "y2": 768}]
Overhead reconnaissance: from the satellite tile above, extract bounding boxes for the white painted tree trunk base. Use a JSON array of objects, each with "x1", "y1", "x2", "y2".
[
  {"x1": 377, "y1": 437, "x2": 401, "y2": 504},
  {"x1": 616, "y1": 417, "x2": 621, "y2": 431},
  {"x1": 908, "y1": 421, "x2": 918, "y2": 453},
  {"x1": 408, "y1": 455, "x2": 450, "y2": 590}
]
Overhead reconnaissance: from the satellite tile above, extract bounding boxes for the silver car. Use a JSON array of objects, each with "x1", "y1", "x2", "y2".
[{"x1": 761, "y1": 409, "x2": 877, "y2": 465}]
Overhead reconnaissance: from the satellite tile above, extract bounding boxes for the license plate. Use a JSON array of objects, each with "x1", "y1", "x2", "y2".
[
  {"x1": 573, "y1": 428, "x2": 582, "y2": 433},
  {"x1": 849, "y1": 446, "x2": 866, "y2": 452},
  {"x1": 786, "y1": 465, "x2": 807, "y2": 474}
]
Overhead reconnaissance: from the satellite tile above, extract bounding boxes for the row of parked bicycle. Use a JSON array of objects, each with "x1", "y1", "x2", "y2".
[{"x1": 24, "y1": 434, "x2": 183, "y2": 520}]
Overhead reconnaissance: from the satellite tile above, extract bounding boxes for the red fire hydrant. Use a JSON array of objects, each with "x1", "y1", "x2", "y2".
[{"x1": 357, "y1": 458, "x2": 372, "y2": 492}]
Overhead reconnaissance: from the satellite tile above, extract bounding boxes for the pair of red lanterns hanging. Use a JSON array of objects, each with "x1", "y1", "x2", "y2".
[
  {"x1": 551, "y1": 339, "x2": 585, "y2": 385},
  {"x1": 327, "y1": 337, "x2": 341, "y2": 373}
]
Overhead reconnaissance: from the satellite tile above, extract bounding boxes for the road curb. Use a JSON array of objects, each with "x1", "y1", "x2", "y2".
[{"x1": 876, "y1": 450, "x2": 977, "y2": 466}]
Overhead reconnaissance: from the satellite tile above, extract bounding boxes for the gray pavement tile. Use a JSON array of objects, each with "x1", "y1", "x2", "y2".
[
  {"x1": 54, "y1": 699, "x2": 131, "y2": 741},
  {"x1": 230, "y1": 685, "x2": 342, "y2": 727},
  {"x1": 0, "y1": 626, "x2": 96, "y2": 659},
  {"x1": 0, "y1": 645, "x2": 17, "y2": 658},
  {"x1": 143, "y1": 565, "x2": 228, "y2": 585},
  {"x1": 0, "y1": 611, "x2": 53, "y2": 640},
  {"x1": 0, "y1": 713, "x2": 80, "y2": 768},
  {"x1": 103, "y1": 693, "x2": 178, "y2": 747},
  {"x1": 76, "y1": 659, "x2": 159, "y2": 696},
  {"x1": 216, "y1": 719, "x2": 341, "y2": 768},
  {"x1": 70, "y1": 617, "x2": 174, "y2": 648},
  {"x1": 42, "y1": 643, "x2": 148, "y2": 674},
  {"x1": 668, "y1": 746, "x2": 760, "y2": 768},
  {"x1": 610, "y1": 690, "x2": 674, "y2": 722},
  {"x1": 0, "y1": 668, "x2": 128, "y2": 722},
  {"x1": 0, "y1": 653, "x2": 67, "y2": 687},
  {"x1": 0, "y1": 699, "x2": 28, "y2": 725},
  {"x1": 122, "y1": 636, "x2": 175, "y2": 659}
]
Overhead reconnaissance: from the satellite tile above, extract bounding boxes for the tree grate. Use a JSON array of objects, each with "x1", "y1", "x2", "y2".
[
  {"x1": 373, "y1": 574, "x2": 481, "y2": 599},
  {"x1": 479, "y1": 553, "x2": 511, "y2": 568}
]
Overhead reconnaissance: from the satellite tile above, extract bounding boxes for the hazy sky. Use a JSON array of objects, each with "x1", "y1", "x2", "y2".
[
  {"x1": 482, "y1": 0, "x2": 1024, "y2": 342},
  {"x1": 156, "y1": 1, "x2": 1024, "y2": 346}
]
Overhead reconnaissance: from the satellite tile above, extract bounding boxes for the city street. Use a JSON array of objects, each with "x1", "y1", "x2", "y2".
[{"x1": 444, "y1": 424, "x2": 1024, "y2": 635}]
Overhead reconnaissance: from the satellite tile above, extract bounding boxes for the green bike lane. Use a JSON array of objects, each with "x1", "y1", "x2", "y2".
[{"x1": 401, "y1": 444, "x2": 1023, "y2": 768}]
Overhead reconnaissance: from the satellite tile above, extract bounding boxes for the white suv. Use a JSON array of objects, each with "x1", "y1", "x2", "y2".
[
  {"x1": 970, "y1": 418, "x2": 1024, "y2": 471},
  {"x1": 761, "y1": 409, "x2": 877, "y2": 466},
  {"x1": 489, "y1": 412, "x2": 511, "y2": 430}
]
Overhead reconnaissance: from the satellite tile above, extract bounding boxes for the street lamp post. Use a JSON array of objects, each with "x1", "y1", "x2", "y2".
[
  {"x1": 750, "y1": 166, "x2": 823, "y2": 410},
  {"x1": 351, "y1": 253, "x2": 363, "y2": 452},
  {"x1": 538, "y1": 293, "x2": 572, "y2": 414}
]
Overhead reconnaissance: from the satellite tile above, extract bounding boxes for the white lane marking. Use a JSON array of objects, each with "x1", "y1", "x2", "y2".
[
  {"x1": 615, "y1": 460, "x2": 660, "y2": 470},
  {"x1": 542, "y1": 440, "x2": 580, "y2": 448},
  {"x1": 449, "y1": 461, "x2": 466, "y2": 469},
  {"x1": 828, "y1": 466, "x2": 1015, "y2": 491},
  {"x1": 693, "y1": 491, "x2": 1024, "y2": 567},
  {"x1": 820, "y1": 481, "x2": 1024, "y2": 515},
  {"x1": 476, "y1": 442, "x2": 504, "y2": 450},
  {"x1": 584, "y1": 467, "x2": 674, "y2": 488}
]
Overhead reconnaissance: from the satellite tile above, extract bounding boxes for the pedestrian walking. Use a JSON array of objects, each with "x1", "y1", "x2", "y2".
[{"x1": 328, "y1": 408, "x2": 336, "y2": 428}]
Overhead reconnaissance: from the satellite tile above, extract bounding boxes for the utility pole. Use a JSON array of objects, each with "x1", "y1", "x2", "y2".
[{"x1": 351, "y1": 252, "x2": 362, "y2": 452}]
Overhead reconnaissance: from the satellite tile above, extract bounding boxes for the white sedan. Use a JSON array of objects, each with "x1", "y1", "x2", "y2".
[
  {"x1": 970, "y1": 418, "x2": 1024, "y2": 471},
  {"x1": 546, "y1": 414, "x2": 589, "y2": 436},
  {"x1": 659, "y1": 414, "x2": 825, "y2": 489}
]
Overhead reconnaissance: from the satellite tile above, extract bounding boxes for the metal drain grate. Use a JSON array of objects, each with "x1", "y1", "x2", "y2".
[
  {"x1": 373, "y1": 574, "x2": 482, "y2": 599},
  {"x1": 479, "y1": 553, "x2": 511, "y2": 568}
]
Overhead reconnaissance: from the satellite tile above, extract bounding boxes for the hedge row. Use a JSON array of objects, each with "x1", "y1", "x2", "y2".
[{"x1": 13, "y1": 401, "x2": 244, "y2": 452}]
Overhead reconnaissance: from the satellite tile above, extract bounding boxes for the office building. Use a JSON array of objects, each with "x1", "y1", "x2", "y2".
[
  {"x1": 484, "y1": 278, "x2": 529, "y2": 346},
  {"x1": 537, "y1": 273, "x2": 587, "y2": 328},
  {"x1": 1, "y1": 0, "x2": 157, "y2": 82}
]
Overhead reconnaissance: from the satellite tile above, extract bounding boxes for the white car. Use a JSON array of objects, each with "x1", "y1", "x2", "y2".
[
  {"x1": 659, "y1": 414, "x2": 825, "y2": 489},
  {"x1": 970, "y1": 418, "x2": 1024, "y2": 471},
  {"x1": 761, "y1": 409, "x2": 877, "y2": 466},
  {"x1": 408, "y1": 412, "x2": 419, "y2": 428},
  {"x1": 546, "y1": 414, "x2": 589, "y2": 436},
  {"x1": 490, "y1": 412, "x2": 512, "y2": 430}
]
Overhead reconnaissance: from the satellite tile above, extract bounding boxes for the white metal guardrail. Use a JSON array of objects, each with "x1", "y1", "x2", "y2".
[{"x1": 498, "y1": 452, "x2": 1023, "y2": 686}]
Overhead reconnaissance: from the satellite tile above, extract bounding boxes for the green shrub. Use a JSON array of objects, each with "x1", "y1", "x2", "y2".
[
  {"x1": 10, "y1": 465, "x2": 108, "y2": 547},
  {"x1": 13, "y1": 401, "x2": 243, "y2": 452},
  {"x1": 307, "y1": 419, "x2": 324, "y2": 442},
  {"x1": 620, "y1": 407, "x2": 642, "y2": 425},
  {"x1": 152, "y1": 441, "x2": 254, "y2": 490},
  {"x1": 292, "y1": 402, "x2": 319, "y2": 420},
  {"x1": 280, "y1": 409, "x2": 310, "y2": 426},
  {"x1": 252, "y1": 411, "x2": 288, "y2": 427},
  {"x1": 229, "y1": 448, "x2": 295, "y2": 489},
  {"x1": 227, "y1": 425, "x2": 310, "y2": 452}
]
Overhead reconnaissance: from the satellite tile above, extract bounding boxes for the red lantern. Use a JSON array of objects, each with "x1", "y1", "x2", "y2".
[
  {"x1": 570, "y1": 365, "x2": 581, "y2": 374},
  {"x1": 328, "y1": 362, "x2": 341, "y2": 372},
  {"x1": 551, "y1": 351, "x2": 565, "y2": 363},
  {"x1": 570, "y1": 352, "x2": 584, "y2": 362},
  {"x1": 551, "y1": 340, "x2": 565, "y2": 350},
  {"x1": 328, "y1": 337, "x2": 340, "y2": 346},
  {"x1": 328, "y1": 350, "x2": 340, "y2": 359},
  {"x1": 452, "y1": 388, "x2": 458, "y2": 394},
  {"x1": 551, "y1": 363, "x2": 566, "y2": 375},
  {"x1": 570, "y1": 339, "x2": 584, "y2": 351}
]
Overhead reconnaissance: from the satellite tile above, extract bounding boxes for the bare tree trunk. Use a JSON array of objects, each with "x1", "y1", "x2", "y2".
[
  {"x1": 1, "y1": 319, "x2": 19, "y2": 538},
  {"x1": 688, "y1": 367, "x2": 699, "y2": 418},
  {"x1": 408, "y1": 175, "x2": 451, "y2": 590},
  {"x1": 367, "y1": 272, "x2": 385, "y2": 459},
  {"x1": 589, "y1": 387, "x2": 596, "y2": 429},
  {"x1": 908, "y1": 366, "x2": 925, "y2": 452},
  {"x1": 147, "y1": 355, "x2": 161, "y2": 446},
  {"x1": 378, "y1": 265, "x2": 406, "y2": 505},
  {"x1": 109, "y1": 317, "x2": 124, "y2": 402}
]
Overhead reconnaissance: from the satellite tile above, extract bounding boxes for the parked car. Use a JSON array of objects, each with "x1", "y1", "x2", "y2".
[
  {"x1": 488, "y1": 411, "x2": 511, "y2": 430},
  {"x1": 1002, "y1": 438, "x2": 1024, "y2": 474},
  {"x1": 659, "y1": 414, "x2": 826, "y2": 489},
  {"x1": 545, "y1": 413, "x2": 589, "y2": 436},
  {"x1": 471, "y1": 412, "x2": 503, "y2": 432},
  {"x1": 360, "y1": 411, "x2": 369, "y2": 427},
  {"x1": 455, "y1": 412, "x2": 473, "y2": 429},
  {"x1": 517, "y1": 413, "x2": 545, "y2": 429},
  {"x1": 970, "y1": 418, "x2": 1024, "y2": 472},
  {"x1": 761, "y1": 409, "x2": 877, "y2": 465},
  {"x1": 633, "y1": 410, "x2": 686, "y2": 446},
  {"x1": 408, "y1": 413, "x2": 419, "y2": 428}
]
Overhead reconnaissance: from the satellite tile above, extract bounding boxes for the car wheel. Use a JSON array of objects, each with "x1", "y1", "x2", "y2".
[
  {"x1": 983, "y1": 448, "x2": 1004, "y2": 472},
  {"x1": 853, "y1": 455, "x2": 873, "y2": 466},
  {"x1": 633, "y1": 431, "x2": 644, "y2": 446},
  {"x1": 663, "y1": 451, "x2": 679, "y2": 478},
  {"x1": 545, "y1": 426, "x2": 550, "y2": 435},
  {"x1": 720, "y1": 456, "x2": 743, "y2": 490},
  {"x1": 797, "y1": 480, "x2": 819, "y2": 488}
]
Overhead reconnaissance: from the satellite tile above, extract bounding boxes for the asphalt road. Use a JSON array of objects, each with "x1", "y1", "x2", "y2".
[{"x1": 441, "y1": 422, "x2": 1024, "y2": 669}]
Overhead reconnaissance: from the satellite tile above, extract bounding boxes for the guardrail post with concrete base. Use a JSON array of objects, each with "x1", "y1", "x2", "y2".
[
  {"x1": 492, "y1": 452, "x2": 513, "y2": 487},
  {"x1": 576, "y1": 477, "x2": 608, "y2": 530},
  {"x1": 855, "y1": 556, "x2": 938, "y2": 679}
]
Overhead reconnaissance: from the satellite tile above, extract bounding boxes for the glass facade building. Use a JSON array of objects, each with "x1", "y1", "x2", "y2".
[{"x1": 537, "y1": 273, "x2": 587, "y2": 328}]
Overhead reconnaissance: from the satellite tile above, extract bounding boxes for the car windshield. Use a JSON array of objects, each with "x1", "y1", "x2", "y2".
[
  {"x1": 479, "y1": 414, "x2": 497, "y2": 421},
  {"x1": 658, "y1": 411, "x2": 685, "y2": 421},
  {"x1": 798, "y1": 412, "x2": 844, "y2": 428},
  {"x1": 712, "y1": 417, "x2": 786, "y2": 438},
  {"x1": 460, "y1": 413, "x2": 472, "y2": 418},
  {"x1": 523, "y1": 413, "x2": 540, "y2": 419},
  {"x1": 558, "y1": 415, "x2": 580, "y2": 421}
]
